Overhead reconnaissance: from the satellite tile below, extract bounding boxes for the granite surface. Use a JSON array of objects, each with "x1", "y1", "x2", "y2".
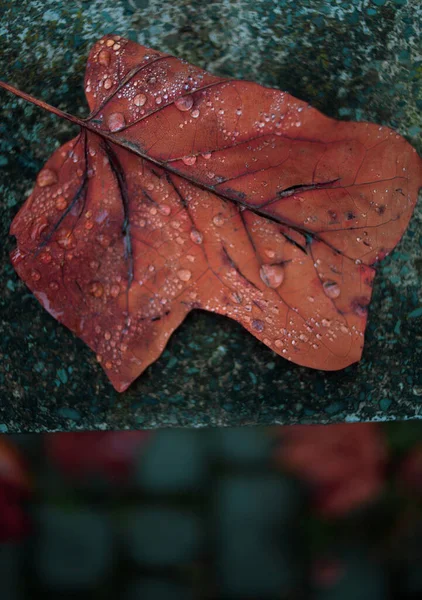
[{"x1": 0, "y1": 0, "x2": 421, "y2": 432}]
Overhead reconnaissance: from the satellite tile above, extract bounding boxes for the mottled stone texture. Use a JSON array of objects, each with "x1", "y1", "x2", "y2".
[{"x1": 0, "y1": 0, "x2": 421, "y2": 432}]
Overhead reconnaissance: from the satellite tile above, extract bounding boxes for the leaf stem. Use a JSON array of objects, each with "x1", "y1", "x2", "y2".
[{"x1": 0, "y1": 80, "x2": 85, "y2": 128}]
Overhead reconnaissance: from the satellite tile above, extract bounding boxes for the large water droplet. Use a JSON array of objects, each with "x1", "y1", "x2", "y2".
[
  {"x1": 31, "y1": 269, "x2": 41, "y2": 281},
  {"x1": 37, "y1": 168, "x2": 57, "y2": 187},
  {"x1": 177, "y1": 269, "x2": 192, "y2": 282},
  {"x1": 213, "y1": 214, "x2": 224, "y2": 227},
  {"x1": 251, "y1": 319, "x2": 264, "y2": 332},
  {"x1": 107, "y1": 112, "x2": 126, "y2": 132},
  {"x1": 259, "y1": 264, "x2": 284, "y2": 289},
  {"x1": 55, "y1": 196, "x2": 67, "y2": 210},
  {"x1": 191, "y1": 109, "x2": 200, "y2": 118},
  {"x1": 30, "y1": 218, "x2": 49, "y2": 241},
  {"x1": 190, "y1": 229, "x2": 203, "y2": 244},
  {"x1": 159, "y1": 204, "x2": 171, "y2": 216},
  {"x1": 134, "y1": 93, "x2": 147, "y2": 107},
  {"x1": 104, "y1": 78, "x2": 113, "y2": 90},
  {"x1": 175, "y1": 95, "x2": 193, "y2": 111},
  {"x1": 98, "y1": 49, "x2": 110, "y2": 66},
  {"x1": 323, "y1": 280, "x2": 340, "y2": 299},
  {"x1": 89, "y1": 281, "x2": 104, "y2": 298},
  {"x1": 182, "y1": 155, "x2": 197, "y2": 166}
]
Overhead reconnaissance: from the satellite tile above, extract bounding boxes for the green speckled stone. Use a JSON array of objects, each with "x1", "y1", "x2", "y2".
[{"x1": 0, "y1": 0, "x2": 421, "y2": 431}]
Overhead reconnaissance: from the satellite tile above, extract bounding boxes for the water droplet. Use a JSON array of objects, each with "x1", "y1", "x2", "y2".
[
  {"x1": 191, "y1": 109, "x2": 200, "y2": 118},
  {"x1": 56, "y1": 230, "x2": 75, "y2": 249},
  {"x1": 107, "y1": 112, "x2": 126, "y2": 132},
  {"x1": 150, "y1": 206, "x2": 157, "y2": 215},
  {"x1": 177, "y1": 269, "x2": 192, "y2": 282},
  {"x1": 230, "y1": 291, "x2": 242, "y2": 304},
  {"x1": 274, "y1": 339, "x2": 283, "y2": 348},
  {"x1": 85, "y1": 221, "x2": 94, "y2": 230},
  {"x1": 30, "y1": 222, "x2": 48, "y2": 245},
  {"x1": 265, "y1": 249, "x2": 275, "y2": 259},
  {"x1": 89, "y1": 282, "x2": 104, "y2": 298},
  {"x1": 104, "y1": 78, "x2": 113, "y2": 90},
  {"x1": 40, "y1": 252, "x2": 52, "y2": 264},
  {"x1": 175, "y1": 95, "x2": 193, "y2": 111},
  {"x1": 55, "y1": 196, "x2": 67, "y2": 210},
  {"x1": 110, "y1": 284, "x2": 120, "y2": 298},
  {"x1": 159, "y1": 204, "x2": 171, "y2": 216},
  {"x1": 299, "y1": 334, "x2": 308, "y2": 342},
  {"x1": 182, "y1": 155, "x2": 197, "y2": 166},
  {"x1": 49, "y1": 281, "x2": 59, "y2": 291},
  {"x1": 323, "y1": 280, "x2": 340, "y2": 299},
  {"x1": 321, "y1": 319, "x2": 331, "y2": 327},
  {"x1": 202, "y1": 152, "x2": 212, "y2": 159},
  {"x1": 190, "y1": 229, "x2": 203, "y2": 244},
  {"x1": 37, "y1": 168, "x2": 57, "y2": 187},
  {"x1": 31, "y1": 269, "x2": 41, "y2": 281},
  {"x1": 259, "y1": 264, "x2": 284, "y2": 289},
  {"x1": 134, "y1": 93, "x2": 147, "y2": 107},
  {"x1": 98, "y1": 49, "x2": 110, "y2": 66},
  {"x1": 106, "y1": 39, "x2": 114, "y2": 47},
  {"x1": 104, "y1": 331, "x2": 111, "y2": 340},
  {"x1": 112, "y1": 43, "x2": 121, "y2": 51},
  {"x1": 251, "y1": 319, "x2": 264, "y2": 332},
  {"x1": 213, "y1": 214, "x2": 224, "y2": 227},
  {"x1": 105, "y1": 361, "x2": 113, "y2": 370}
]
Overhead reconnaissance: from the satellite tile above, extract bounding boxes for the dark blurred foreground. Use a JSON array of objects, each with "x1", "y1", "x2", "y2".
[{"x1": 0, "y1": 422, "x2": 421, "y2": 599}]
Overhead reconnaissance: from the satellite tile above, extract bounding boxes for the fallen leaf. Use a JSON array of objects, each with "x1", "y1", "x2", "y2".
[{"x1": 1, "y1": 36, "x2": 421, "y2": 391}]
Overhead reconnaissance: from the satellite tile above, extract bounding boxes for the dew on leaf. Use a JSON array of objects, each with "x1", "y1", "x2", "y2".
[
  {"x1": 251, "y1": 319, "x2": 264, "y2": 332},
  {"x1": 175, "y1": 95, "x2": 193, "y2": 111},
  {"x1": 177, "y1": 269, "x2": 192, "y2": 282},
  {"x1": 37, "y1": 168, "x2": 57, "y2": 187},
  {"x1": 323, "y1": 280, "x2": 341, "y2": 299},
  {"x1": 182, "y1": 155, "x2": 197, "y2": 166},
  {"x1": 259, "y1": 264, "x2": 284, "y2": 289},
  {"x1": 89, "y1": 282, "x2": 104, "y2": 298},
  {"x1": 134, "y1": 93, "x2": 147, "y2": 107},
  {"x1": 107, "y1": 112, "x2": 126, "y2": 132},
  {"x1": 98, "y1": 49, "x2": 110, "y2": 66},
  {"x1": 55, "y1": 196, "x2": 67, "y2": 210},
  {"x1": 190, "y1": 229, "x2": 203, "y2": 244}
]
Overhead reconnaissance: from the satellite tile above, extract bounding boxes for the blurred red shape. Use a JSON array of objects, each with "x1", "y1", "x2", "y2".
[
  {"x1": 0, "y1": 437, "x2": 31, "y2": 541},
  {"x1": 274, "y1": 423, "x2": 386, "y2": 517},
  {"x1": 399, "y1": 444, "x2": 422, "y2": 495},
  {"x1": 46, "y1": 431, "x2": 151, "y2": 482}
]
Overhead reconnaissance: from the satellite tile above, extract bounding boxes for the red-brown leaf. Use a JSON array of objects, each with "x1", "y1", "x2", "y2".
[{"x1": 2, "y1": 36, "x2": 421, "y2": 391}]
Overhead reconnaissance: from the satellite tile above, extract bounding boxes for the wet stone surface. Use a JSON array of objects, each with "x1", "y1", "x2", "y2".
[{"x1": 0, "y1": 0, "x2": 421, "y2": 431}]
